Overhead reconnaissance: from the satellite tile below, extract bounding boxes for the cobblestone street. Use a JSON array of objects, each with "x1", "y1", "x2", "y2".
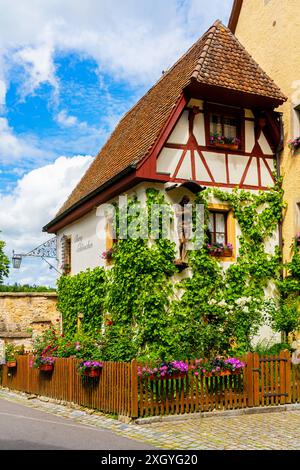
[{"x1": 0, "y1": 388, "x2": 299, "y2": 450}]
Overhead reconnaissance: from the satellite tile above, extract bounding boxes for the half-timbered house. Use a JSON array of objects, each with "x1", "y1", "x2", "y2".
[{"x1": 44, "y1": 20, "x2": 286, "y2": 289}]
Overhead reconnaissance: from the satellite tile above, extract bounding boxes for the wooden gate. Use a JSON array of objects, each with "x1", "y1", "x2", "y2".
[{"x1": 246, "y1": 350, "x2": 291, "y2": 407}]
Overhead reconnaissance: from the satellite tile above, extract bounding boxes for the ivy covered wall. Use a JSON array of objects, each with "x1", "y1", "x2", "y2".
[{"x1": 57, "y1": 181, "x2": 300, "y2": 360}]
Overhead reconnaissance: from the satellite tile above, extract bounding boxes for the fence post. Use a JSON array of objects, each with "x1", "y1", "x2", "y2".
[
  {"x1": 246, "y1": 352, "x2": 254, "y2": 407},
  {"x1": 285, "y1": 350, "x2": 291, "y2": 404},
  {"x1": 279, "y1": 350, "x2": 286, "y2": 405},
  {"x1": 131, "y1": 359, "x2": 138, "y2": 418},
  {"x1": 27, "y1": 355, "x2": 31, "y2": 392}
]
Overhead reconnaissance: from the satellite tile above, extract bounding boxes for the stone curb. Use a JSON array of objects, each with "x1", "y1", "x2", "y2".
[{"x1": 134, "y1": 403, "x2": 300, "y2": 425}]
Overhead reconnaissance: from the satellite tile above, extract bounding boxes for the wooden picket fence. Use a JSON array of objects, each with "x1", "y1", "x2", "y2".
[
  {"x1": 0, "y1": 356, "x2": 134, "y2": 417},
  {"x1": 0, "y1": 351, "x2": 299, "y2": 419}
]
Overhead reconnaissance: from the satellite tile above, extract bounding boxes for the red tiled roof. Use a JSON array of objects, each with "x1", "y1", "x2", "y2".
[{"x1": 53, "y1": 21, "x2": 286, "y2": 222}]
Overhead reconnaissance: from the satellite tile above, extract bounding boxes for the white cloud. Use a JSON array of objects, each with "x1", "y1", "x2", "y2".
[
  {"x1": 0, "y1": 117, "x2": 49, "y2": 164},
  {"x1": 56, "y1": 109, "x2": 78, "y2": 127},
  {"x1": 0, "y1": 154, "x2": 93, "y2": 285},
  {"x1": 0, "y1": 0, "x2": 232, "y2": 103}
]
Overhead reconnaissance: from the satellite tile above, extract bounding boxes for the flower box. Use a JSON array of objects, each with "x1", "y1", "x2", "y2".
[
  {"x1": 83, "y1": 368, "x2": 101, "y2": 378},
  {"x1": 211, "y1": 143, "x2": 239, "y2": 151},
  {"x1": 6, "y1": 361, "x2": 17, "y2": 368},
  {"x1": 209, "y1": 248, "x2": 233, "y2": 258},
  {"x1": 39, "y1": 364, "x2": 54, "y2": 372}
]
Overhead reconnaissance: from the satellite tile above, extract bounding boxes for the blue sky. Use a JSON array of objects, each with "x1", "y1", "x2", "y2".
[{"x1": 0, "y1": 0, "x2": 232, "y2": 286}]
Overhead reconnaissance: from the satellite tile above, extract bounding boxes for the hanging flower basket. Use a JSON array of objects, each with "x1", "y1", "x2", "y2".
[
  {"x1": 83, "y1": 368, "x2": 101, "y2": 378},
  {"x1": 6, "y1": 361, "x2": 17, "y2": 368},
  {"x1": 32, "y1": 356, "x2": 55, "y2": 371},
  {"x1": 77, "y1": 361, "x2": 103, "y2": 378},
  {"x1": 39, "y1": 363, "x2": 54, "y2": 372}
]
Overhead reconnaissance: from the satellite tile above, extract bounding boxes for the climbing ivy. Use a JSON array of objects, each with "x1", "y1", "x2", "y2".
[
  {"x1": 57, "y1": 267, "x2": 106, "y2": 338},
  {"x1": 57, "y1": 180, "x2": 296, "y2": 361},
  {"x1": 172, "y1": 181, "x2": 286, "y2": 357},
  {"x1": 102, "y1": 189, "x2": 177, "y2": 361},
  {"x1": 274, "y1": 242, "x2": 300, "y2": 339}
]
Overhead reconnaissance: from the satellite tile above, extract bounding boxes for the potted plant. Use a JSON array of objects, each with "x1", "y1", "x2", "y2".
[
  {"x1": 288, "y1": 137, "x2": 300, "y2": 152},
  {"x1": 77, "y1": 360, "x2": 103, "y2": 378},
  {"x1": 5, "y1": 343, "x2": 17, "y2": 368},
  {"x1": 101, "y1": 248, "x2": 114, "y2": 262},
  {"x1": 209, "y1": 134, "x2": 240, "y2": 151},
  {"x1": 32, "y1": 356, "x2": 55, "y2": 372},
  {"x1": 137, "y1": 360, "x2": 189, "y2": 380}
]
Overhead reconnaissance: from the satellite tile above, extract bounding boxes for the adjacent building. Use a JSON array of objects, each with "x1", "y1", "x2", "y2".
[{"x1": 229, "y1": 0, "x2": 300, "y2": 263}]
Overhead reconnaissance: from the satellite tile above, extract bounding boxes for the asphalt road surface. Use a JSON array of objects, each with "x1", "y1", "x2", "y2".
[{"x1": 0, "y1": 397, "x2": 154, "y2": 450}]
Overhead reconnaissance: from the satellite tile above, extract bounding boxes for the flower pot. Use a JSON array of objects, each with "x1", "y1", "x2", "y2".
[
  {"x1": 211, "y1": 143, "x2": 239, "y2": 151},
  {"x1": 84, "y1": 368, "x2": 101, "y2": 378},
  {"x1": 6, "y1": 361, "x2": 17, "y2": 368},
  {"x1": 39, "y1": 364, "x2": 54, "y2": 372}
]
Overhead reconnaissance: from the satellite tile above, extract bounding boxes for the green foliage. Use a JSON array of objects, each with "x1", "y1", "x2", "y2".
[
  {"x1": 103, "y1": 189, "x2": 177, "y2": 361},
  {"x1": 56, "y1": 182, "x2": 293, "y2": 361},
  {"x1": 253, "y1": 340, "x2": 292, "y2": 355},
  {"x1": 173, "y1": 182, "x2": 286, "y2": 357},
  {"x1": 0, "y1": 283, "x2": 55, "y2": 292},
  {"x1": 5, "y1": 343, "x2": 24, "y2": 361},
  {"x1": 57, "y1": 331, "x2": 102, "y2": 361},
  {"x1": 32, "y1": 326, "x2": 59, "y2": 356},
  {"x1": 57, "y1": 267, "x2": 106, "y2": 337},
  {"x1": 0, "y1": 235, "x2": 9, "y2": 284},
  {"x1": 274, "y1": 243, "x2": 300, "y2": 337}
]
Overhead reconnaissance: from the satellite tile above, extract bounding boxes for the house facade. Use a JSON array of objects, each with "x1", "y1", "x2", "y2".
[
  {"x1": 44, "y1": 21, "x2": 286, "y2": 342},
  {"x1": 229, "y1": 0, "x2": 300, "y2": 264}
]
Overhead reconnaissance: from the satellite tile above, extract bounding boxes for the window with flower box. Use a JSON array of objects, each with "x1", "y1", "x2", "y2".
[
  {"x1": 207, "y1": 206, "x2": 235, "y2": 259},
  {"x1": 205, "y1": 103, "x2": 243, "y2": 150}
]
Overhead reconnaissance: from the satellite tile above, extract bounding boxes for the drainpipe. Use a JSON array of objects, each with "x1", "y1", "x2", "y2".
[
  {"x1": 275, "y1": 112, "x2": 284, "y2": 262},
  {"x1": 274, "y1": 112, "x2": 285, "y2": 343}
]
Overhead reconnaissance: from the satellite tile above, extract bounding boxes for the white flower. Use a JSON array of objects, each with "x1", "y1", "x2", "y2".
[
  {"x1": 208, "y1": 299, "x2": 217, "y2": 305},
  {"x1": 217, "y1": 300, "x2": 227, "y2": 308}
]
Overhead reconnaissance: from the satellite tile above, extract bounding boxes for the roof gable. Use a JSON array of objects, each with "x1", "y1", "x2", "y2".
[{"x1": 48, "y1": 20, "x2": 286, "y2": 230}]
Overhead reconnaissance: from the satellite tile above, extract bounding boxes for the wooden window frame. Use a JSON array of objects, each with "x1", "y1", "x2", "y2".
[
  {"x1": 207, "y1": 204, "x2": 236, "y2": 261},
  {"x1": 208, "y1": 210, "x2": 228, "y2": 245},
  {"x1": 204, "y1": 103, "x2": 245, "y2": 152}
]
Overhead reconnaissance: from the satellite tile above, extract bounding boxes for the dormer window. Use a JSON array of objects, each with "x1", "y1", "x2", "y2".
[{"x1": 205, "y1": 104, "x2": 243, "y2": 150}]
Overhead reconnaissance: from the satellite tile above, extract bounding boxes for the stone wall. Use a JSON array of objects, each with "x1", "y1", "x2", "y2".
[{"x1": 0, "y1": 292, "x2": 60, "y2": 352}]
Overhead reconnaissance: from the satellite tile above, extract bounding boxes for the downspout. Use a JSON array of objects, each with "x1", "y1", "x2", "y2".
[
  {"x1": 275, "y1": 112, "x2": 285, "y2": 342},
  {"x1": 275, "y1": 111, "x2": 284, "y2": 259}
]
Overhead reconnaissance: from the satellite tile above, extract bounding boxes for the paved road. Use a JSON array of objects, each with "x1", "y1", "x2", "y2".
[
  {"x1": 0, "y1": 398, "x2": 154, "y2": 450},
  {"x1": 0, "y1": 389, "x2": 300, "y2": 450}
]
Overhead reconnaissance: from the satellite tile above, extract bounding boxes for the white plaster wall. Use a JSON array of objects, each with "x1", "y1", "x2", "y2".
[
  {"x1": 57, "y1": 209, "x2": 106, "y2": 275},
  {"x1": 245, "y1": 120, "x2": 255, "y2": 152},
  {"x1": 167, "y1": 110, "x2": 189, "y2": 144}
]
